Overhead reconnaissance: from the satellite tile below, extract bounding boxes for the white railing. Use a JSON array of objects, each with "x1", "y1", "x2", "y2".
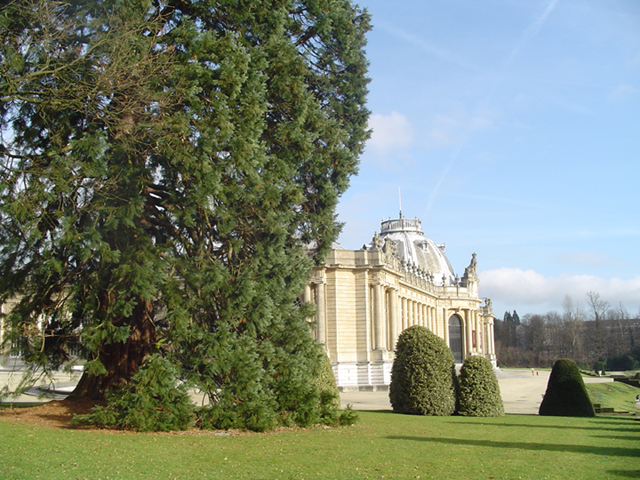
[{"x1": 380, "y1": 217, "x2": 423, "y2": 234}]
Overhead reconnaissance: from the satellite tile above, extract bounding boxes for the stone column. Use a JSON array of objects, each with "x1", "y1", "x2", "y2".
[
  {"x1": 465, "y1": 309, "x2": 473, "y2": 356},
  {"x1": 303, "y1": 284, "x2": 311, "y2": 304},
  {"x1": 443, "y1": 309, "x2": 449, "y2": 345},
  {"x1": 424, "y1": 305, "x2": 428, "y2": 331},
  {"x1": 476, "y1": 311, "x2": 482, "y2": 352},
  {"x1": 401, "y1": 297, "x2": 407, "y2": 331},
  {"x1": 412, "y1": 301, "x2": 417, "y2": 327},
  {"x1": 431, "y1": 306, "x2": 436, "y2": 333},
  {"x1": 316, "y1": 282, "x2": 326, "y2": 345},
  {"x1": 488, "y1": 322, "x2": 496, "y2": 358},
  {"x1": 389, "y1": 288, "x2": 398, "y2": 350},
  {"x1": 474, "y1": 310, "x2": 480, "y2": 352},
  {"x1": 374, "y1": 282, "x2": 385, "y2": 350},
  {"x1": 429, "y1": 307, "x2": 435, "y2": 333}
]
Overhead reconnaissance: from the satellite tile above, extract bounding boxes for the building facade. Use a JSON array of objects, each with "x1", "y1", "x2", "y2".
[{"x1": 304, "y1": 215, "x2": 496, "y2": 389}]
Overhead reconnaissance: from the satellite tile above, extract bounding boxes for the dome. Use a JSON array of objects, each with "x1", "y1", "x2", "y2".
[{"x1": 379, "y1": 216, "x2": 456, "y2": 286}]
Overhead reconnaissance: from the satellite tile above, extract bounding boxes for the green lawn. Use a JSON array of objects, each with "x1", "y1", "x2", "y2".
[
  {"x1": 2, "y1": 411, "x2": 639, "y2": 480},
  {"x1": 586, "y1": 381, "x2": 640, "y2": 413}
]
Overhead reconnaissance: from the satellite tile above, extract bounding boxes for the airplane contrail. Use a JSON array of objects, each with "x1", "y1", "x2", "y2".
[
  {"x1": 378, "y1": 22, "x2": 487, "y2": 75},
  {"x1": 504, "y1": 0, "x2": 560, "y2": 68},
  {"x1": 424, "y1": 143, "x2": 465, "y2": 218},
  {"x1": 424, "y1": 0, "x2": 560, "y2": 220}
]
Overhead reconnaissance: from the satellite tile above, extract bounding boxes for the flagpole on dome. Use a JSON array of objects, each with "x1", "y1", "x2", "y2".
[{"x1": 399, "y1": 187, "x2": 403, "y2": 219}]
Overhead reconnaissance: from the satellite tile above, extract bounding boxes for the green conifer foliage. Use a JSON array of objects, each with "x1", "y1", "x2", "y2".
[
  {"x1": 389, "y1": 325, "x2": 456, "y2": 416},
  {"x1": 457, "y1": 355, "x2": 504, "y2": 417},
  {"x1": 539, "y1": 358, "x2": 595, "y2": 417},
  {"x1": 311, "y1": 348, "x2": 341, "y2": 422},
  {"x1": 71, "y1": 354, "x2": 196, "y2": 431},
  {"x1": 0, "y1": 0, "x2": 370, "y2": 430}
]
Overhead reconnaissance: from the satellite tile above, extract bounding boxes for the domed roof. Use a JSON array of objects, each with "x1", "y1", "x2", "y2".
[{"x1": 379, "y1": 216, "x2": 456, "y2": 286}]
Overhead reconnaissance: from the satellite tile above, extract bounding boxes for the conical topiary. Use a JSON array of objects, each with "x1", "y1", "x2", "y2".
[
  {"x1": 457, "y1": 355, "x2": 504, "y2": 417},
  {"x1": 539, "y1": 358, "x2": 595, "y2": 417},
  {"x1": 389, "y1": 325, "x2": 456, "y2": 416}
]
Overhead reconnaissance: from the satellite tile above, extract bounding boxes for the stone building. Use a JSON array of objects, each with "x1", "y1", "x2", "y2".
[
  {"x1": 303, "y1": 214, "x2": 496, "y2": 389},
  {"x1": 1, "y1": 213, "x2": 497, "y2": 382}
]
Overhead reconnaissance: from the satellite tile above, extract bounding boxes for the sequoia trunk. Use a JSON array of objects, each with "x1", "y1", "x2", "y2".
[{"x1": 70, "y1": 297, "x2": 156, "y2": 400}]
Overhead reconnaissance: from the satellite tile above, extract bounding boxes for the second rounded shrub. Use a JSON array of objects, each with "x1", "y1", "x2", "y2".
[{"x1": 457, "y1": 355, "x2": 504, "y2": 417}]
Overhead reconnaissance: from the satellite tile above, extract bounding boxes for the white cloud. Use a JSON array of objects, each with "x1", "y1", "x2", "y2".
[
  {"x1": 479, "y1": 268, "x2": 640, "y2": 313},
  {"x1": 367, "y1": 111, "x2": 414, "y2": 154},
  {"x1": 368, "y1": 108, "x2": 495, "y2": 155}
]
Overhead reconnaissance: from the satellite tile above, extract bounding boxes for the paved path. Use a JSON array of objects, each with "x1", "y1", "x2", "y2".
[
  {"x1": 2, "y1": 367, "x2": 613, "y2": 414},
  {"x1": 0, "y1": 368, "x2": 82, "y2": 402},
  {"x1": 340, "y1": 368, "x2": 614, "y2": 414}
]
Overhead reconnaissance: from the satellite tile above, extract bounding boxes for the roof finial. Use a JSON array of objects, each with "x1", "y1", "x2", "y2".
[{"x1": 399, "y1": 187, "x2": 403, "y2": 219}]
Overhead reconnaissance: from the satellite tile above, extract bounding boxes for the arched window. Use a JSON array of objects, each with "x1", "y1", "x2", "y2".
[{"x1": 448, "y1": 315, "x2": 463, "y2": 363}]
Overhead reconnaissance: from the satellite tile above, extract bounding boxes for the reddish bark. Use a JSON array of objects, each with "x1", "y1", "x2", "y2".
[{"x1": 69, "y1": 297, "x2": 156, "y2": 400}]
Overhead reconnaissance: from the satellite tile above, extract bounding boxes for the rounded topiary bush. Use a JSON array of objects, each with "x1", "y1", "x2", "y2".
[
  {"x1": 313, "y1": 349, "x2": 340, "y2": 410},
  {"x1": 389, "y1": 325, "x2": 456, "y2": 416},
  {"x1": 457, "y1": 355, "x2": 504, "y2": 417},
  {"x1": 310, "y1": 348, "x2": 341, "y2": 422},
  {"x1": 539, "y1": 358, "x2": 595, "y2": 417},
  {"x1": 313, "y1": 349, "x2": 359, "y2": 426}
]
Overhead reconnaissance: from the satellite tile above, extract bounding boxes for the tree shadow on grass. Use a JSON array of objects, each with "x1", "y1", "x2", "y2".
[
  {"x1": 386, "y1": 435, "x2": 640, "y2": 458},
  {"x1": 592, "y1": 418, "x2": 640, "y2": 425},
  {"x1": 607, "y1": 470, "x2": 640, "y2": 478},
  {"x1": 450, "y1": 421, "x2": 640, "y2": 434},
  {"x1": 590, "y1": 435, "x2": 640, "y2": 441},
  {"x1": 357, "y1": 410, "x2": 396, "y2": 414}
]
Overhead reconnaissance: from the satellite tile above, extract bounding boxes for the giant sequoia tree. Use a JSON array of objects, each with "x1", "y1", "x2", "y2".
[{"x1": 0, "y1": 0, "x2": 369, "y2": 430}]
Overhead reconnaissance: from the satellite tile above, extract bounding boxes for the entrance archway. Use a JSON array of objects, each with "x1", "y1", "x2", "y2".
[{"x1": 448, "y1": 315, "x2": 463, "y2": 363}]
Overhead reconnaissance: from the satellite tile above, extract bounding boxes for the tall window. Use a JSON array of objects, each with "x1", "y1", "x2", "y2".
[{"x1": 448, "y1": 315, "x2": 463, "y2": 363}]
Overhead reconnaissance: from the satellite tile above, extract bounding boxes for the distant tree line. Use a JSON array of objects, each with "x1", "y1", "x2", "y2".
[{"x1": 495, "y1": 292, "x2": 640, "y2": 371}]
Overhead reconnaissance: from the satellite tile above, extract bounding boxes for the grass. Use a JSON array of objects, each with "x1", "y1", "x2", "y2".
[
  {"x1": 0, "y1": 402, "x2": 42, "y2": 409},
  {"x1": 2, "y1": 411, "x2": 639, "y2": 480},
  {"x1": 586, "y1": 381, "x2": 640, "y2": 413}
]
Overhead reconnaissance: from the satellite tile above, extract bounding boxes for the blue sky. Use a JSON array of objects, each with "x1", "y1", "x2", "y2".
[{"x1": 336, "y1": 0, "x2": 640, "y2": 318}]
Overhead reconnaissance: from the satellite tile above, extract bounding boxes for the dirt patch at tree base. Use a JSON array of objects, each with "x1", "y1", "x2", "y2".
[
  {"x1": 0, "y1": 399, "x2": 308, "y2": 436},
  {"x1": 0, "y1": 398, "x2": 98, "y2": 429}
]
